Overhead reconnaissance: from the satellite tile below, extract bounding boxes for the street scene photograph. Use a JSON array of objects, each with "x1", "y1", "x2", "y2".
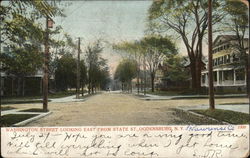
[{"x1": 1, "y1": 0, "x2": 249, "y2": 127}]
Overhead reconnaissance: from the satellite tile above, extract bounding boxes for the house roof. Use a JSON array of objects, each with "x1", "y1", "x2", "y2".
[{"x1": 213, "y1": 35, "x2": 248, "y2": 46}]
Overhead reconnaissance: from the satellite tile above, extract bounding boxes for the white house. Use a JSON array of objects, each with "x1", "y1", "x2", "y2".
[{"x1": 201, "y1": 35, "x2": 248, "y2": 92}]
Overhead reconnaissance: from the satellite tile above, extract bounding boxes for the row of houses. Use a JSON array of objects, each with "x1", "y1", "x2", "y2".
[{"x1": 154, "y1": 35, "x2": 248, "y2": 93}]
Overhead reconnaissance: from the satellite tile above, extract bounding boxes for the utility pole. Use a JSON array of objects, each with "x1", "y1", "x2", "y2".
[
  {"x1": 208, "y1": 0, "x2": 215, "y2": 110},
  {"x1": 76, "y1": 37, "x2": 81, "y2": 99},
  {"x1": 43, "y1": 16, "x2": 53, "y2": 112},
  {"x1": 43, "y1": 16, "x2": 49, "y2": 112},
  {"x1": 248, "y1": 0, "x2": 250, "y2": 105}
]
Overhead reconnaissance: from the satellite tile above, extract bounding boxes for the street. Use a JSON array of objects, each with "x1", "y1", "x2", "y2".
[{"x1": 6, "y1": 92, "x2": 247, "y2": 126}]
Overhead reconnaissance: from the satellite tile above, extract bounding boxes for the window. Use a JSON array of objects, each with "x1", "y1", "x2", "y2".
[
  {"x1": 224, "y1": 70, "x2": 233, "y2": 80},
  {"x1": 223, "y1": 55, "x2": 227, "y2": 64},
  {"x1": 202, "y1": 74, "x2": 206, "y2": 84},
  {"x1": 232, "y1": 54, "x2": 239, "y2": 62},
  {"x1": 226, "y1": 55, "x2": 230, "y2": 63},
  {"x1": 220, "y1": 57, "x2": 223, "y2": 65},
  {"x1": 235, "y1": 69, "x2": 245, "y2": 80},
  {"x1": 213, "y1": 72, "x2": 217, "y2": 81}
]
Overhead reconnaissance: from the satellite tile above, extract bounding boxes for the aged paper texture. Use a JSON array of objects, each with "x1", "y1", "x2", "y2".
[{"x1": 1, "y1": 125, "x2": 249, "y2": 158}]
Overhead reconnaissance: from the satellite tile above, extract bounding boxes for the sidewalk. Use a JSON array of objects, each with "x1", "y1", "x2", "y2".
[
  {"x1": 137, "y1": 93, "x2": 247, "y2": 100},
  {"x1": 50, "y1": 95, "x2": 85, "y2": 103},
  {"x1": 179, "y1": 103, "x2": 249, "y2": 114},
  {"x1": 134, "y1": 92, "x2": 249, "y2": 114}
]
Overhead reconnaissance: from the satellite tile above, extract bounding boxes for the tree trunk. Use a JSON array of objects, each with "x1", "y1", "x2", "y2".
[
  {"x1": 91, "y1": 85, "x2": 94, "y2": 94},
  {"x1": 81, "y1": 82, "x2": 84, "y2": 96},
  {"x1": 88, "y1": 80, "x2": 91, "y2": 94},
  {"x1": 11, "y1": 77, "x2": 14, "y2": 96},
  {"x1": 140, "y1": 76, "x2": 143, "y2": 92},
  {"x1": 195, "y1": 59, "x2": 202, "y2": 94},
  {"x1": 130, "y1": 80, "x2": 133, "y2": 93},
  {"x1": 151, "y1": 73, "x2": 155, "y2": 92},
  {"x1": 190, "y1": 61, "x2": 197, "y2": 92},
  {"x1": 245, "y1": 54, "x2": 249, "y2": 95},
  {"x1": 22, "y1": 77, "x2": 25, "y2": 96},
  {"x1": 17, "y1": 77, "x2": 21, "y2": 96},
  {"x1": 137, "y1": 71, "x2": 140, "y2": 94}
]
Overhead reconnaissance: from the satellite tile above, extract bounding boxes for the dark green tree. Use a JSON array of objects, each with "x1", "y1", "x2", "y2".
[
  {"x1": 140, "y1": 35, "x2": 177, "y2": 92},
  {"x1": 163, "y1": 55, "x2": 189, "y2": 83},
  {"x1": 54, "y1": 53, "x2": 76, "y2": 91},
  {"x1": 114, "y1": 59, "x2": 137, "y2": 92}
]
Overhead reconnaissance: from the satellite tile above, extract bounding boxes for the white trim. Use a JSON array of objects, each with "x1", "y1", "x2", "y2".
[{"x1": 214, "y1": 67, "x2": 233, "y2": 71}]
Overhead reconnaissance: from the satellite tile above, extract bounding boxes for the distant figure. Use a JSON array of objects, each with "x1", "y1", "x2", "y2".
[{"x1": 106, "y1": 88, "x2": 110, "y2": 92}]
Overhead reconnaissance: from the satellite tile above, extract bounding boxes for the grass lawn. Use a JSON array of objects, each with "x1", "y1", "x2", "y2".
[
  {"x1": 48, "y1": 91, "x2": 76, "y2": 98},
  {"x1": 1, "y1": 91, "x2": 76, "y2": 104},
  {"x1": 1, "y1": 114, "x2": 38, "y2": 127},
  {"x1": 1, "y1": 106, "x2": 16, "y2": 111},
  {"x1": 1, "y1": 100, "x2": 45, "y2": 104},
  {"x1": 19, "y1": 108, "x2": 46, "y2": 112},
  {"x1": 148, "y1": 89, "x2": 246, "y2": 96},
  {"x1": 191, "y1": 109, "x2": 250, "y2": 124},
  {"x1": 147, "y1": 88, "x2": 208, "y2": 96},
  {"x1": 219, "y1": 102, "x2": 249, "y2": 105}
]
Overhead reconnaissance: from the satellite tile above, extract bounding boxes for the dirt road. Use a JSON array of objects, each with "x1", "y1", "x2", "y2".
[{"x1": 8, "y1": 92, "x2": 247, "y2": 126}]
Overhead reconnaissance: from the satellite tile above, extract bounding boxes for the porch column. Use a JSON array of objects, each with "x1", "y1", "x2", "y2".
[
  {"x1": 222, "y1": 70, "x2": 224, "y2": 86},
  {"x1": 217, "y1": 71, "x2": 220, "y2": 86},
  {"x1": 1, "y1": 77, "x2": 4, "y2": 96},
  {"x1": 233, "y1": 69, "x2": 236, "y2": 85},
  {"x1": 40, "y1": 77, "x2": 43, "y2": 94},
  {"x1": 206, "y1": 73, "x2": 208, "y2": 86},
  {"x1": 245, "y1": 68, "x2": 247, "y2": 85}
]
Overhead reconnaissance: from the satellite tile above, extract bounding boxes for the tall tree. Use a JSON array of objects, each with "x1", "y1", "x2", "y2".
[
  {"x1": 85, "y1": 41, "x2": 110, "y2": 94},
  {"x1": 54, "y1": 53, "x2": 76, "y2": 91},
  {"x1": 113, "y1": 41, "x2": 144, "y2": 94},
  {"x1": 140, "y1": 35, "x2": 177, "y2": 92},
  {"x1": 147, "y1": 0, "x2": 223, "y2": 93}
]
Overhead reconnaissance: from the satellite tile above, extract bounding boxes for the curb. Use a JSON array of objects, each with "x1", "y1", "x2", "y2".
[
  {"x1": 13, "y1": 111, "x2": 52, "y2": 127},
  {"x1": 173, "y1": 108, "x2": 230, "y2": 125},
  {"x1": 142, "y1": 98, "x2": 170, "y2": 101}
]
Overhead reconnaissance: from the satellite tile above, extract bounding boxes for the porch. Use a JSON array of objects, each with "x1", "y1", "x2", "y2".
[{"x1": 201, "y1": 68, "x2": 246, "y2": 87}]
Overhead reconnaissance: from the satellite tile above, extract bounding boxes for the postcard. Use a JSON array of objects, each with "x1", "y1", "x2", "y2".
[{"x1": 1, "y1": 0, "x2": 249, "y2": 157}]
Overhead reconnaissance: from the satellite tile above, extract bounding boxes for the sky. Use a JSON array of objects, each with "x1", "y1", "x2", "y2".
[
  {"x1": 53, "y1": 1, "x2": 153, "y2": 76},
  {"x1": 56, "y1": 1, "x2": 152, "y2": 42}
]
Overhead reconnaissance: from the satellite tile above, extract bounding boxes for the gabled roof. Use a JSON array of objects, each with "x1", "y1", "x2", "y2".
[{"x1": 213, "y1": 35, "x2": 248, "y2": 46}]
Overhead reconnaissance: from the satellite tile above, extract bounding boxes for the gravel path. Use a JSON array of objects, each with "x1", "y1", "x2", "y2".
[{"x1": 5, "y1": 92, "x2": 248, "y2": 126}]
